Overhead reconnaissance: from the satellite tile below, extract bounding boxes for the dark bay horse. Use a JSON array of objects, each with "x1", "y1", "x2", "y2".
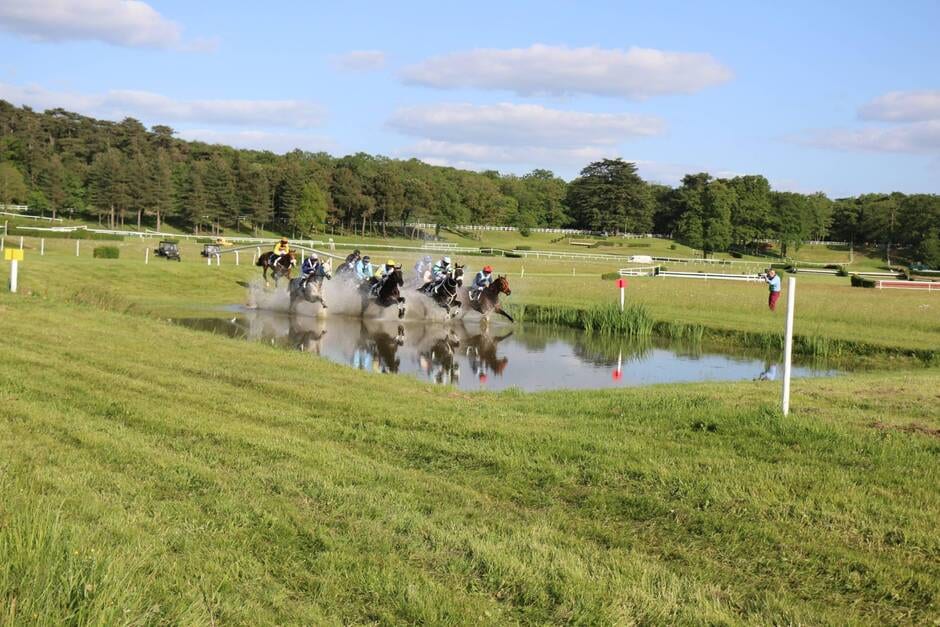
[
  {"x1": 288, "y1": 260, "x2": 332, "y2": 313},
  {"x1": 465, "y1": 275, "x2": 513, "y2": 322},
  {"x1": 419, "y1": 264, "x2": 464, "y2": 318},
  {"x1": 256, "y1": 251, "x2": 296, "y2": 285},
  {"x1": 361, "y1": 267, "x2": 406, "y2": 319}
]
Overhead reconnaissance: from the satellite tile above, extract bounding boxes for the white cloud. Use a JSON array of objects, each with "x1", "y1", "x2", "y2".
[
  {"x1": 402, "y1": 139, "x2": 610, "y2": 167},
  {"x1": 177, "y1": 129, "x2": 336, "y2": 154},
  {"x1": 401, "y1": 44, "x2": 732, "y2": 99},
  {"x1": 859, "y1": 90, "x2": 940, "y2": 122},
  {"x1": 330, "y1": 50, "x2": 386, "y2": 72},
  {"x1": 798, "y1": 121, "x2": 940, "y2": 154},
  {"x1": 0, "y1": 0, "x2": 210, "y2": 51},
  {"x1": 387, "y1": 102, "x2": 663, "y2": 148},
  {"x1": 0, "y1": 81, "x2": 324, "y2": 128}
]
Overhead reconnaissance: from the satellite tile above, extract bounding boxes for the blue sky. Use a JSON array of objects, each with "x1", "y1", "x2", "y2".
[{"x1": 1, "y1": 0, "x2": 938, "y2": 196}]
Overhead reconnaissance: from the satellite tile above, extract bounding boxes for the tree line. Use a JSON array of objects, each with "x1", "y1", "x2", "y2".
[{"x1": 0, "y1": 100, "x2": 936, "y2": 266}]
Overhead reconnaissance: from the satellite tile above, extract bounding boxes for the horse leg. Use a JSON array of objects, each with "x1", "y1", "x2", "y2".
[
  {"x1": 494, "y1": 305, "x2": 514, "y2": 323},
  {"x1": 398, "y1": 297, "x2": 405, "y2": 319}
]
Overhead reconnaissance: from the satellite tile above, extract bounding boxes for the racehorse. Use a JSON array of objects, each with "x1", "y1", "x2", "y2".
[
  {"x1": 361, "y1": 266, "x2": 406, "y2": 319},
  {"x1": 288, "y1": 259, "x2": 332, "y2": 313},
  {"x1": 256, "y1": 251, "x2": 296, "y2": 286},
  {"x1": 419, "y1": 264, "x2": 464, "y2": 318},
  {"x1": 465, "y1": 275, "x2": 513, "y2": 322}
]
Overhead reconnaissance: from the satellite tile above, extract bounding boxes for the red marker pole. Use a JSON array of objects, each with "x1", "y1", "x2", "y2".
[
  {"x1": 615, "y1": 278, "x2": 627, "y2": 311},
  {"x1": 612, "y1": 349, "x2": 623, "y2": 381}
]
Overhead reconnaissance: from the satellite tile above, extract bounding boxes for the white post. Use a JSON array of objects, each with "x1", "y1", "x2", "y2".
[
  {"x1": 2, "y1": 220, "x2": 6, "y2": 236},
  {"x1": 40, "y1": 238, "x2": 45, "y2": 256},
  {"x1": 520, "y1": 266, "x2": 525, "y2": 278},
  {"x1": 75, "y1": 240, "x2": 80, "y2": 257},
  {"x1": 782, "y1": 277, "x2": 796, "y2": 416},
  {"x1": 620, "y1": 284, "x2": 625, "y2": 311},
  {"x1": 215, "y1": 253, "x2": 221, "y2": 266},
  {"x1": 9, "y1": 259, "x2": 17, "y2": 293},
  {"x1": 207, "y1": 253, "x2": 211, "y2": 266},
  {"x1": 235, "y1": 250, "x2": 240, "y2": 265},
  {"x1": 19, "y1": 236, "x2": 24, "y2": 249},
  {"x1": 0, "y1": 238, "x2": 4, "y2": 251},
  {"x1": 145, "y1": 248, "x2": 149, "y2": 264}
]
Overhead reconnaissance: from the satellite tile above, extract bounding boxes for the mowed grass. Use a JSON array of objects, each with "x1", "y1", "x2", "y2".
[{"x1": 0, "y1": 295, "x2": 938, "y2": 624}]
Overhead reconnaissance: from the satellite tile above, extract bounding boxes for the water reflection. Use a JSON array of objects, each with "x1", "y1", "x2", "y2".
[{"x1": 175, "y1": 310, "x2": 838, "y2": 392}]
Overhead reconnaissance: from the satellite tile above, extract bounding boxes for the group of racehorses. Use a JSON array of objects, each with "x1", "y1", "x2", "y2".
[{"x1": 255, "y1": 250, "x2": 513, "y2": 322}]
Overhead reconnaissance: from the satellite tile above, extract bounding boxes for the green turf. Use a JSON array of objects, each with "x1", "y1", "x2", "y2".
[{"x1": 0, "y1": 295, "x2": 938, "y2": 624}]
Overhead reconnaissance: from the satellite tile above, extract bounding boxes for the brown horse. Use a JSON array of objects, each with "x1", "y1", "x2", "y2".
[
  {"x1": 256, "y1": 251, "x2": 296, "y2": 285},
  {"x1": 465, "y1": 275, "x2": 513, "y2": 322}
]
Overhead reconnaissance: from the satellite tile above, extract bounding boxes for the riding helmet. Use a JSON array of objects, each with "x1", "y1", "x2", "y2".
[{"x1": 483, "y1": 265, "x2": 493, "y2": 273}]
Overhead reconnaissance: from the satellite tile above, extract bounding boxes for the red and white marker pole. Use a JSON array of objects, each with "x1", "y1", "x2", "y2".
[
  {"x1": 612, "y1": 349, "x2": 623, "y2": 381},
  {"x1": 616, "y1": 277, "x2": 627, "y2": 311}
]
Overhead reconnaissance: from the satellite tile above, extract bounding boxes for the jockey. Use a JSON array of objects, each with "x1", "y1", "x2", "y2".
[
  {"x1": 354, "y1": 255, "x2": 373, "y2": 281},
  {"x1": 300, "y1": 253, "x2": 324, "y2": 285},
  {"x1": 470, "y1": 265, "x2": 493, "y2": 301},
  {"x1": 370, "y1": 259, "x2": 397, "y2": 294},
  {"x1": 414, "y1": 255, "x2": 432, "y2": 281},
  {"x1": 432, "y1": 256, "x2": 452, "y2": 281},
  {"x1": 344, "y1": 249, "x2": 361, "y2": 266},
  {"x1": 273, "y1": 237, "x2": 290, "y2": 258}
]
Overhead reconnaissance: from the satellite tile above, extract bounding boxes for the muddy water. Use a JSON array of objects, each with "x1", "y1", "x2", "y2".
[{"x1": 173, "y1": 310, "x2": 838, "y2": 392}]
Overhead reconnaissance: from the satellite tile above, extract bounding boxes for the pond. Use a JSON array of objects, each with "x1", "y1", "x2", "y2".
[{"x1": 172, "y1": 310, "x2": 838, "y2": 392}]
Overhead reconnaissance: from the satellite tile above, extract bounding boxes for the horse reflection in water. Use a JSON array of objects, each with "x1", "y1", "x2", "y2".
[
  {"x1": 464, "y1": 329, "x2": 512, "y2": 382},
  {"x1": 353, "y1": 320, "x2": 405, "y2": 373},
  {"x1": 417, "y1": 327, "x2": 462, "y2": 385}
]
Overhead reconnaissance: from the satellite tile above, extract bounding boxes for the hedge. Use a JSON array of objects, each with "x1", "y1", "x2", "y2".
[{"x1": 93, "y1": 246, "x2": 120, "y2": 259}]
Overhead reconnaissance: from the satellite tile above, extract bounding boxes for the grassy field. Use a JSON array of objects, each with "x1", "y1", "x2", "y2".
[{"x1": 1, "y1": 294, "x2": 938, "y2": 624}]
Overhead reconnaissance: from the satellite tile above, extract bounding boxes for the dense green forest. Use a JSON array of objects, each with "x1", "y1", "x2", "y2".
[{"x1": 0, "y1": 100, "x2": 937, "y2": 265}]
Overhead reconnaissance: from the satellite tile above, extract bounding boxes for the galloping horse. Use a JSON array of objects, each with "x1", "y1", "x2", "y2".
[
  {"x1": 256, "y1": 251, "x2": 296, "y2": 286},
  {"x1": 419, "y1": 264, "x2": 464, "y2": 318},
  {"x1": 288, "y1": 259, "x2": 332, "y2": 313},
  {"x1": 361, "y1": 267, "x2": 406, "y2": 319},
  {"x1": 465, "y1": 275, "x2": 513, "y2": 322}
]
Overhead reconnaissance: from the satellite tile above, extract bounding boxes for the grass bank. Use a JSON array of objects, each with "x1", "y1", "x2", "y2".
[{"x1": 0, "y1": 295, "x2": 938, "y2": 624}]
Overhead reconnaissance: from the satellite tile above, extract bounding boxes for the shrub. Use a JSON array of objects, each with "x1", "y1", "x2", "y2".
[
  {"x1": 836, "y1": 265, "x2": 849, "y2": 277},
  {"x1": 730, "y1": 251, "x2": 743, "y2": 258},
  {"x1": 93, "y1": 246, "x2": 120, "y2": 259},
  {"x1": 625, "y1": 241, "x2": 652, "y2": 248},
  {"x1": 669, "y1": 243, "x2": 677, "y2": 250},
  {"x1": 505, "y1": 252, "x2": 523, "y2": 258},
  {"x1": 515, "y1": 245, "x2": 532, "y2": 251},
  {"x1": 519, "y1": 227, "x2": 531, "y2": 237},
  {"x1": 850, "y1": 274, "x2": 876, "y2": 288},
  {"x1": 601, "y1": 272, "x2": 621, "y2": 280}
]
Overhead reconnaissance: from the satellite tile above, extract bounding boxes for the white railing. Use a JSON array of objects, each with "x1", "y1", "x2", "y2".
[
  {"x1": 657, "y1": 270, "x2": 764, "y2": 282},
  {"x1": 619, "y1": 266, "x2": 659, "y2": 277},
  {"x1": 0, "y1": 204, "x2": 29, "y2": 212},
  {"x1": 1, "y1": 211, "x2": 63, "y2": 222},
  {"x1": 876, "y1": 280, "x2": 939, "y2": 291}
]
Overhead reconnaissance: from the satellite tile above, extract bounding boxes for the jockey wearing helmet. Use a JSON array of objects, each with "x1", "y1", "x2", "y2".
[
  {"x1": 370, "y1": 259, "x2": 397, "y2": 294},
  {"x1": 414, "y1": 254, "x2": 433, "y2": 282},
  {"x1": 300, "y1": 253, "x2": 328, "y2": 285},
  {"x1": 432, "y1": 256, "x2": 452, "y2": 281},
  {"x1": 273, "y1": 237, "x2": 290, "y2": 257},
  {"x1": 470, "y1": 266, "x2": 494, "y2": 300},
  {"x1": 344, "y1": 249, "x2": 361, "y2": 265},
  {"x1": 354, "y1": 255, "x2": 373, "y2": 282}
]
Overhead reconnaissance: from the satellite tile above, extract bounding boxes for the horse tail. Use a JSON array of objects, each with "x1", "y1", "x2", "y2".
[{"x1": 255, "y1": 253, "x2": 265, "y2": 267}]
